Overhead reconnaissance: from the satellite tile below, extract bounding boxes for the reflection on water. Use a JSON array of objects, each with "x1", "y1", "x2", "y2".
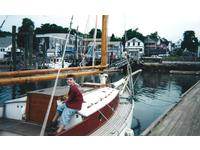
[
  {"x1": 132, "y1": 72, "x2": 200, "y2": 135},
  {"x1": 0, "y1": 70, "x2": 200, "y2": 136}
]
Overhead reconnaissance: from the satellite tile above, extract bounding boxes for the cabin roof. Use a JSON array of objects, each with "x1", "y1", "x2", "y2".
[{"x1": 28, "y1": 86, "x2": 68, "y2": 97}]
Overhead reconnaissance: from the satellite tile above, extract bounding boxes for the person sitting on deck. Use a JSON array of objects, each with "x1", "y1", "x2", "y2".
[{"x1": 49, "y1": 74, "x2": 83, "y2": 135}]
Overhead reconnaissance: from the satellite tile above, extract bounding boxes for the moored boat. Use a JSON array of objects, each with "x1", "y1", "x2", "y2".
[{"x1": 0, "y1": 69, "x2": 141, "y2": 136}]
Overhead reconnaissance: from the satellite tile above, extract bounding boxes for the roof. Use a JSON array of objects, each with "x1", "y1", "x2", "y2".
[
  {"x1": 0, "y1": 36, "x2": 12, "y2": 48},
  {"x1": 126, "y1": 37, "x2": 143, "y2": 43}
]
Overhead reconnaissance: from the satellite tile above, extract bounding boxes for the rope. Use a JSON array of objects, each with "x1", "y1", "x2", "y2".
[
  {"x1": 92, "y1": 15, "x2": 98, "y2": 67},
  {"x1": 40, "y1": 16, "x2": 74, "y2": 136}
]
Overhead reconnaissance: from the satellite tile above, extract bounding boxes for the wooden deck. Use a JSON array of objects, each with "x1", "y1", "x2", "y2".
[
  {"x1": 0, "y1": 118, "x2": 41, "y2": 136},
  {"x1": 142, "y1": 80, "x2": 200, "y2": 136},
  {"x1": 91, "y1": 99, "x2": 133, "y2": 136}
]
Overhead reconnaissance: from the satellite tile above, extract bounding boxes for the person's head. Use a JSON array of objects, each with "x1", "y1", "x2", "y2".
[{"x1": 66, "y1": 75, "x2": 76, "y2": 86}]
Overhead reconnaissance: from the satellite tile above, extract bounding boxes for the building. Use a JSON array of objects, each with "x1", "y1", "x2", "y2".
[
  {"x1": 87, "y1": 39, "x2": 123, "y2": 63},
  {"x1": 36, "y1": 33, "x2": 84, "y2": 58},
  {"x1": 125, "y1": 37, "x2": 144, "y2": 61},
  {"x1": 144, "y1": 36, "x2": 168, "y2": 56},
  {"x1": 0, "y1": 36, "x2": 12, "y2": 59},
  {"x1": 0, "y1": 36, "x2": 20, "y2": 59},
  {"x1": 174, "y1": 39, "x2": 182, "y2": 49}
]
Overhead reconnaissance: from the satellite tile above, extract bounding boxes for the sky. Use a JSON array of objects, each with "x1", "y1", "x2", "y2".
[{"x1": 0, "y1": 0, "x2": 200, "y2": 43}]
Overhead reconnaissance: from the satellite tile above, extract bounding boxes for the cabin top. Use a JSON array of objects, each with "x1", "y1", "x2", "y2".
[
  {"x1": 28, "y1": 86, "x2": 68, "y2": 97},
  {"x1": 27, "y1": 83, "x2": 104, "y2": 97}
]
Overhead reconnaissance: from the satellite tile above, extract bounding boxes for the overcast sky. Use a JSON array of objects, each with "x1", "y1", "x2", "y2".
[{"x1": 0, "y1": 0, "x2": 200, "y2": 43}]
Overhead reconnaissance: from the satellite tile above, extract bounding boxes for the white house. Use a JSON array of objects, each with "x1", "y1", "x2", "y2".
[
  {"x1": 0, "y1": 36, "x2": 12, "y2": 59},
  {"x1": 125, "y1": 37, "x2": 144, "y2": 60}
]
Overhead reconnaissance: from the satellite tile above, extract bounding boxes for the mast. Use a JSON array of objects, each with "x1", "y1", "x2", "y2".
[{"x1": 101, "y1": 15, "x2": 108, "y2": 66}]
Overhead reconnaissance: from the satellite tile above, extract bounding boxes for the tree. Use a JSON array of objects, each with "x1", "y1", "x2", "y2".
[
  {"x1": 110, "y1": 33, "x2": 121, "y2": 41},
  {"x1": 181, "y1": 30, "x2": 198, "y2": 52},
  {"x1": 88, "y1": 28, "x2": 102, "y2": 38},
  {"x1": 0, "y1": 31, "x2": 12, "y2": 37},
  {"x1": 17, "y1": 18, "x2": 35, "y2": 48}
]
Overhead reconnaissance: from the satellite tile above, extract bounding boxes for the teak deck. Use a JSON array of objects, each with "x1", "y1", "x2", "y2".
[{"x1": 142, "y1": 80, "x2": 200, "y2": 136}]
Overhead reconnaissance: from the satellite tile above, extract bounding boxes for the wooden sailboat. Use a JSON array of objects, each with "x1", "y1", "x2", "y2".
[{"x1": 0, "y1": 15, "x2": 142, "y2": 136}]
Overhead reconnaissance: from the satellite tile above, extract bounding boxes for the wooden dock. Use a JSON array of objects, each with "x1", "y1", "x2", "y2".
[{"x1": 142, "y1": 80, "x2": 200, "y2": 136}]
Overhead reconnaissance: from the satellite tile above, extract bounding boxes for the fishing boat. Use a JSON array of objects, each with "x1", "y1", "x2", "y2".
[
  {"x1": 0, "y1": 15, "x2": 142, "y2": 136},
  {"x1": 45, "y1": 57, "x2": 71, "y2": 69}
]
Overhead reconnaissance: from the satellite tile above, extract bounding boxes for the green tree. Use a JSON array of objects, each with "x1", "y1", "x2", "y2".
[
  {"x1": 181, "y1": 30, "x2": 198, "y2": 52},
  {"x1": 149, "y1": 31, "x2": 159, "y2": 40},
  {"x1": 88, "y1": 28, "x2": 102, "y2": 38},
  {"x1": 17, "y1": 18, "x2": 35, "y2": 48},
  {"x1": 35, "y1": 23, "x2": 67, "y2": 34},
  {"x1": 110, "y1": 33, "x2": 121, "y2": 41},
  {"x1": 0, "y1": 31, "x2": 12, "y2": 37}
]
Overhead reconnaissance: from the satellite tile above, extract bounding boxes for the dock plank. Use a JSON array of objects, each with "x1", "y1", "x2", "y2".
[{"x1": 142, "y1": 80, "x2": 200, "y2": 136}]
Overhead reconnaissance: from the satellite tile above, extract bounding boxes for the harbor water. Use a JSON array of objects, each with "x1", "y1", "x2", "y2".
[{"x1": 0, "y1": 69, "x2": 200, "y2": 135}]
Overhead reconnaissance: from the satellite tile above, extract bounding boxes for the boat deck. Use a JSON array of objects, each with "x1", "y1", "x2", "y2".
[
  {"x1": 142, "y1": 80, "x2": 200, "y2": 136},
  {"x1": 91, "y1": 100, "x2": 133, "y2": 136},
  {"x1": 0, "y1": 100, "x2": 133, "y2": 136},
  {"x1": 0, "y1": 119, "x2": 41, "y2": 136}
]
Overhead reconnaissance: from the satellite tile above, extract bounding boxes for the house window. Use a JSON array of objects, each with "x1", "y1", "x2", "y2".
[
  {"x1": 139, "y1": 49, "x2": 142, "y2": 52},
  {"x1": 133, "y1": 42, "x2": 135, "y2": 46},
  {"x1": 138, "y1": 42, "x2": 140, "y2": 46},
  {"x1": 128, "y1": 42, "x2": 130, "y2": 46}
]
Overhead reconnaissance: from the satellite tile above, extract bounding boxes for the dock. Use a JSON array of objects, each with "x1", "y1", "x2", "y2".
[{"x1": 142, "y1": 80, "x2": 200, "y2": 136}]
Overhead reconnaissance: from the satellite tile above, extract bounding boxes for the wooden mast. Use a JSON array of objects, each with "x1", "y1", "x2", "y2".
[
  {"x1": 101, "y1": 15, "x2": 108, "y2": 66},
  {"x1": 0, "y1": 15, "x2": 108, "y2": 86}
]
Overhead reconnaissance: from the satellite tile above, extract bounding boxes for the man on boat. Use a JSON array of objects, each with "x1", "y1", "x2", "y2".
[{"x1": 49, "y1": 74, "x2": 83, "y2": 135}]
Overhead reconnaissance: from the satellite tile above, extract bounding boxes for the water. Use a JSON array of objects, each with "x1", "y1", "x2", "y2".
[
  {"x1": 132, "y1": 72, "x2": 200, "y2": 135},
  {"x1": 0, "y1": 69, "x2": 200, "y2": 135}
]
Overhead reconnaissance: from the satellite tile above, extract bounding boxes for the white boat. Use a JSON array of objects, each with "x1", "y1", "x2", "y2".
[
  {"x1": 0, "y1": 69, "x2": 141, "y2": 136},
  {"x1": 46, "y1": 57, "x2": 71, "y2": 69}
]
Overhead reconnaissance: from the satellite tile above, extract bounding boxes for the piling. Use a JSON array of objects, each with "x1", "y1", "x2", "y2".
[{"x1": 11, "y1": 26, "x2": 16, "y2": 71}]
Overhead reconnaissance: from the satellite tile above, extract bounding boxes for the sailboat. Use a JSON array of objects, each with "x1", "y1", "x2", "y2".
[{"x1": 0, "y1": 15, "x2": 142, "y2": 136}]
